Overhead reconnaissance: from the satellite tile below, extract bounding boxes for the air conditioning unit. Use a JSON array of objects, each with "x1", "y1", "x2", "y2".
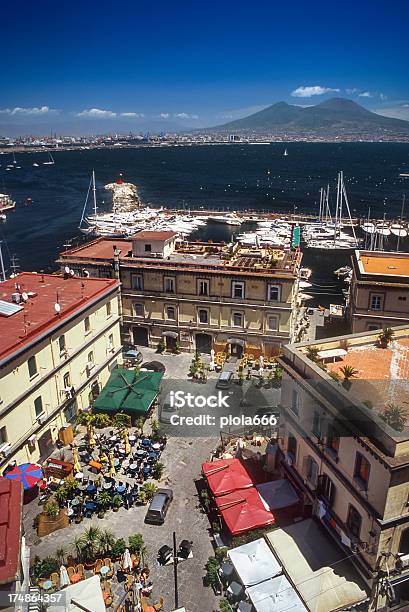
[
  {"x1": 0, "y1": 443, "x2": 11, "y2": 456},
  {"x1": 37, "y1": 415, "x2": 46, "y2": 425},
  {"x1": 400, "y1": 553, "x2": 409, "y2": 569}
]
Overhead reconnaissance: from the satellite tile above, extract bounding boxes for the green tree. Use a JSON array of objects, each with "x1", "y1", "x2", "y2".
[{"x1": 381, "y1": 403, "x2": 408, "y2": 432}]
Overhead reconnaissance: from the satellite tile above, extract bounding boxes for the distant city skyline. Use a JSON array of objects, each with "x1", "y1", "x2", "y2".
[{"x1": 1, "y1": 0, "x2": 408, "y2": 136}]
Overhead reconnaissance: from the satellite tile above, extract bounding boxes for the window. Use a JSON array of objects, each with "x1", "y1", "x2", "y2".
[
  {"x1": 34, "y1": 396, "x2": 44, "y2": 418},
  {"x1": 131, "y1": 274, "x2": 143, "y2": 290},
  {"x1": 0, "y1": 426, "x2": 8, "y2": 445},
  {"x1": 317, "y1": 474, "x2": 336, "y2": 506},
  {"x1": 106, "y1": 301, "x2": 112, "y2": 317},
  {"x1": 287, "y1": 434, "x2": 297, "y2": 459},
  {"x1": 166, "y1": 306, "x2": 176, "y2": 320},
  {"x1": 290, "y1": 389, "x2": 299, "y2": 416},
  {"x1": 232, "y1": 312, "x2": 243, "y2": 327},
  {"x1": 198, "y1": 279, "x2": 209, "y2": 296},
  {"x1": 58, "y1": 335, "x2": 66, "y2": 353},
  {"x1": 108, "y1": 334, "x2": 114, "y2": 351},
  {"x1": 399, "y1": 296, "x2": 407, "y2": 301},
  {"x1": 312, "y1": 411, "x2": 321, "y2": 438},
  {"x1": 63, "y1": 372, "x2": 71, "y2": 388},
  {"x1": 84, "y1": 316, "x2": 91, "y2": 334},
  {"x1": 144, "y1": 243, "x2": 152, "y2": 252},
  {"x1": 198, "y1": 309, "x2": 209, "y2": 324},
  {"x1": 399, "y1": 528, "x2": 409, "y2": 555},
  {"x1": 304, "y1": 455, "x2": 319, "y2": 487},
  {"x1": 367, "y1": 324, "x2": 379, "y2": 331},
  {"x1": 232, "y1": 281, "x2": 245, "y2": 299},
  {"x1": 28, "y1": 356, "x2": 38, "y2": 378},
  {"x1": 268, "y1": 316, "x2": 278, "y2": 331},
  {"x1": 88, "y1": 351, "x2": 94, "y2": 364},
  {"x1": 327, "y1": 425, "x2": 340, "y2": 456},
  {"x1": 133, "y1": 303, "x2": 144, "y2": 317},
  {"x1": 164, "y1": 277, "x2": 175, "y2": 293},
  {"x1": 64, "y1": 399, "x2": 77, "y2": 423},
  {"x1": 370, "y1": 294, "x2": 382, "y2": 311},
  {"x1": 268, "y1": 284, "x2": 281, "y2": 301},
  {"x1": 347, "y1": 505, "x2": 362, "y2": 538},
  {"x1": 354, "y1": 452, "x2": 370, "y2": 489}
]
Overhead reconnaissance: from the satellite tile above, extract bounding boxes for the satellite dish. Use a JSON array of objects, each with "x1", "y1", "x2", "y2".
[
  {"x1": 64, "y1": 266, "x2": 70, "y2": 274},
  {"x1": 21, "y1": 292, "x2": 28, "y2": 302},
  {"x1": 54, "y1": 303, "x2": 61, "y2": 314}
]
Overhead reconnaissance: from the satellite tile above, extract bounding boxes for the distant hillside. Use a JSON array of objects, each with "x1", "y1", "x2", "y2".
[{"x1": 211, "y1": 98, "x2": 409, "y2": 134}]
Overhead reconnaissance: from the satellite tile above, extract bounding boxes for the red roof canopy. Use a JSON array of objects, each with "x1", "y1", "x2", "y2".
[
  {"x1": 215, "y1": 487, "x2": 275, "y2": 535},
  {"x1": 202, "y1": 458, "x2": 254, "y2": 497},
  {"x1": 0, "y1": 477, "x2": 23, "y2": 585}
]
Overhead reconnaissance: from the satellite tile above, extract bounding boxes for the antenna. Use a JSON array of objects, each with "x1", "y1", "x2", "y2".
[
  {"x1": 0, "y1": 241, "x2": 6, "y2": 282},
  {"x1": 54, "y1": 303, "x2": 61, "y2": 314}
]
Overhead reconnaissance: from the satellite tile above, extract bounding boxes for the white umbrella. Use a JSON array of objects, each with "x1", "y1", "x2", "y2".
[
  {"x1": 210, "y1": 349, "x2": 215, "y2": 359},
  {"x1": 60, "y1": 565, "x2": 70, "y2": 587},
  {"x1": 209, "y1": 360, "x2": 215, "y2": 371},
  {"x1": 122, "y1": 548, "x2": 132, "y2": 571},
  {"x1": 259, "y1": 356, "x2": 264, "y2": 368}
]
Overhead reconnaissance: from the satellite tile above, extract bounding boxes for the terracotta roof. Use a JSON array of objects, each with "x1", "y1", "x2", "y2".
[
  {"x1": 0, "y1": 478, "x2": 22, "y2": 585},
  {"x1": 0, "y1": 272, "x2": 119, "y2": 364},
  {"x1": 60, "y1": 238, "x2": 131, "y2": 260},
  {"x1": 132, "y1": 230, "x2": 177, "y2": 241},
  {"x1": 359, "y1": 252, "x2": 409, "y2": 277}
]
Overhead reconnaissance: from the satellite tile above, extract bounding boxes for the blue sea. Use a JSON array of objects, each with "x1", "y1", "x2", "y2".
[{"x1": 1, "y1": 143, "x2": 408, "y2": 278}]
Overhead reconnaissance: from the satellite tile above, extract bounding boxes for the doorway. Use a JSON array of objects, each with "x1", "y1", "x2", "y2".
[
  {"x1": 230, "y1": 342, "x2": 244, "y2": 358},
  {"x1": 132, "y1": 326, "x2": 149, "y2": 347},
  {"x1": 196, "y1": 333, "x2": 212, "y2": 354},
  {"x1": 38, "y1": 429, "x2": 54, "y2": 460}
]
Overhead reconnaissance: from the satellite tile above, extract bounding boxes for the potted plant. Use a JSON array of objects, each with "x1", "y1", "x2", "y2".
[
  {"x1": 378, "y1": 327, "x2": 395, "y2": 348},
  {"x1": 44, "y1": 500, "x2": 59, "y2": 519},
  {"x1": 96, "y1": 491, "x2": 112, "y2": 518},
  {"x1": 339, "y1": 365, "x2": 358, "y2": 390},
  {"x1": 380, "y1": 403, "x2": 408, "y2": 432},
  {"x1": 173, "y1": 341, "x2": 181, "y2": 354},
  {"x1": 93, "y1": 413, "x2": 112, "y2": 429},
  {"x1": 151, "y1": 461, "x2": 165, "y2": 480},
  {"x1": 237, "y1": 370, "x2": 245, "y2": 386},
  {"x1": 31, "y1": 556, "x2": 59, "y2": 585},
  {"x1": 55, "y1": 547, "x2": 66, "y2": 566},
  {"x1": 157, "y1": 339, "x2": 166, "y2": 354},
  {"x1": 80, "y1": 526, "x2": 102, "y2": 569},
  {"x1": 112, "y1": 495, "x2": 123, "y2": 512},
  {"x1": 111, "y1": 538, "x2": 126, "y2": 560},
  {"x1": 140, "y1": 482, "x2": 157, "y2": 501},
  {"x1": 128, "y1": 533, "x2": 146, "y2": 556},
  {"x1": 97, "y1": 529, "x2": 116, "y2": 557},
  {"x1": 151, "y1": 419, "x2": 161, "y2": 441},
  {"x1": 137, "y1": 490, "x2": 147, "y2": 505},
  {"x1": 205, "y1": 556, "x2": 222, "y2": 594}
]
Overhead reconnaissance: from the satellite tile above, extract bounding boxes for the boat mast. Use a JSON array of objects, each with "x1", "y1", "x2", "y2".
[
  {"x1": 78, "y1": 173, "x2": 93, "y2": 229},
  {"x1": 333, "y1": 173, "x2": 340, "y2": 245},
  {"x1": 397, "y1": 194, "x2": 406, "y2": 252},
  {"x1": 341, "y1": 172, "x2": 357, "y2": 246},
  {"x1": 318, "y1": 188, "x2": 323, "y2": 221},
  {"x1": 0, "y1": 242, "x2": 6, "y2": 282},
  {"x1": 92, "y1": 170, "x2": 97, "y2": 216}
]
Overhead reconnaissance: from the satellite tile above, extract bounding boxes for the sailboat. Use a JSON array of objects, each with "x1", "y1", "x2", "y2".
[
  {"x1": 283, "y1": 148, "x2": 288, "y2": 156},
  {"x1": 43, "y1": 153, "x2": 55, "y2": 165},
  {"x1": 33, "y1": 162, "x2": 39, "y2": 167}
]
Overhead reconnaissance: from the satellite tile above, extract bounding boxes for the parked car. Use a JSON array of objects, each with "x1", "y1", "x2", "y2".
[
  {"x1": 216, "y1": 370, "x2": 233, "y2": 389},
  {"x1": 159, "y1": 395, "x2": 180, "y2": 424},
  {"x1": 145, "y1": 488, "x2": 173, "y2": 524},
  {"x1": 122, "y1": 347, "x2": 143, "y2": 363},
  {"x1": 142, "y1": 361, "x2": 166, "y2": 374}
]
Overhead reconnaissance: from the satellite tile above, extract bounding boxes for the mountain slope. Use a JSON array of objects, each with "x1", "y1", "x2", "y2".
[{"x1": 213, "y1": 98, "x2": 409, "y2": 133}]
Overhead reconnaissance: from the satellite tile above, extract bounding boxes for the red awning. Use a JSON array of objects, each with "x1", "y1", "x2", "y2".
[
  {"x1": 0, "y1": 477, "x2": 23, "y2": 585},
  {"x1": 215, "y1": 488, "x2": 275, "y2": 535},
  {"x1": 202, "y1": 458, "x2": 254, "y2": 497}
]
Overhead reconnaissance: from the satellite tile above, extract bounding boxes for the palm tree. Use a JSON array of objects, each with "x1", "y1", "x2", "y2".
[
  {"x1": 339, "y1": 365, "x2": 358, "y2": 389},
  {"x1": 306, "y1": 346, "x2": 320, "y2": 362},
  {"x1": 381, "y1": 403, "x2": 408, "y2": 432},
  {"x1": 378, "y1": 327, "x2": 395, "y2": 348},
  {"x1": 141, "y1": 482, "x2": 157, "y2": 501},
  {"x1": 80, "y1": 526, "x2": 102, "y2": 563},
  {"x1": 97, "y1": 529, "x2": 116, "y2": 556}
]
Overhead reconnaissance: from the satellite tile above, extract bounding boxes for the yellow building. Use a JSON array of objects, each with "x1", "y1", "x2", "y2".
[
  {"x1": 277, "y1": 325, "x2": 409, "y2": 609},
  {"x1": 0, "y1": 272, "x2": 121, "y2": 468},
  {"x1": 350, "y1": 250, "x2": 409, "y2": 333},
  {"x1": 57, "y1": 231, "x2": 303, "y2": 356}
]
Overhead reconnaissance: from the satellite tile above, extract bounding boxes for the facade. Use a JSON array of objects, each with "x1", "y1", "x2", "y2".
[
  {"x1": 57, "y1": 233, "x2": 303, "y2": 356},
  {"x1": 277, "y1": 325, "x2": 409, "y2": 610},
  {"x1": 350, "y1": 250, "x2": 409, "y2": 333},
  {"x1": 0, "y1": 272, "x2": 121, "y2": 469}
]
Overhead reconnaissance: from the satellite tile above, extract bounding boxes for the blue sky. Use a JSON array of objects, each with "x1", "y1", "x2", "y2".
[{"x1": 1, "y1": 0, "x2": 409, "y2": 135}]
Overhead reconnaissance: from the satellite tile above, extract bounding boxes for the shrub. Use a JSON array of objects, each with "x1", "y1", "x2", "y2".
[
  {"x1": 219, "y1": 599, "x2": 233, "y2": 612},
  {"x1": 32, "y1": 556, "x2": 59, "y2": 582},
  {"x1": 381, "y1": 403, "x2": 408, "y2": 432},
  {"x1": 76, "y1": 412, "x2": 95, "y2": 427},
  {"x1": 306, "y1": 346, "x2": 320, "y2": 362},
  {"x1": 339, "y1": 365, "x2": 358, "y2": 382},
  {"x1": 97, "y1": 529, "x2": 116, "y2": 556},
  {"x1": 111, "y1": 538, "x2": 126, "y2": 558},
  {"x1": 128, "y1": 534, "x2": 146, "y2": 555},
  {"x1": 157, "y1": 339, "x2": 166, "y2": 353},
  {"x1": 378, "y1": 327, "x2": 395, "y2": 347},
  {"x1": 215, "y1": 547, "x2": 229, "y2": 562},
  {"x1": 93, "y1": 413, "x2": 112, "y2": 429},
  {"x1": 44, "y1": 500, "x2": 59, "y2": 519},
  {"x1": 205, "y1": 556, "x2": 221, "y2": 589},
  {"x1": 96, "y1": 491, "x2": 112, "y2": 511},
  {"x1": 151, "y1": 461, "x2": 165, "y2": 480},
  {"x1": 140, "y1": 482, "x2": 157, "y2": 501},
  {"x1": 113, "y1": 412, "x2": 131, "y2": 428}
]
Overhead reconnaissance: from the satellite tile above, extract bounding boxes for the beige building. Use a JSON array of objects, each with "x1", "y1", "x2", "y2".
[
  {"x1": 277, "y1": 325, "x2": 409, "y2": 610},
  {"x1": 0, "y1": 272, "x2": 121, "y2": 468},
  {"x1": 57, "y1": 232, "x2": 303, "y2": 356},
  {"x1": 350, "y1": 250, "x2": 409, "y2": 333}
]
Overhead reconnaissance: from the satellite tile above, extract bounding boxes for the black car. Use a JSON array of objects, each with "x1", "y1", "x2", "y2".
[
  {"x1": 142, "y1": 361, "x2": 166, "y2": 374},
  {"x1": 145, "y1": 488, "x2": 173, "y2": 524}
]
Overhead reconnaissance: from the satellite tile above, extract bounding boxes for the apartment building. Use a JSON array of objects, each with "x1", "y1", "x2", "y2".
[
  {"x1": 57, "y1": 231, "x2": 302, "y2": 356},
  {"x1": 277, "y1": 325, "x2": 409, "y2": 610},
  {"x1": 350, "y1": 250, "x2": 409, "y2": 333},
  {"x1": 0, "y1": 272, "x2": 121, "y2": 468}
]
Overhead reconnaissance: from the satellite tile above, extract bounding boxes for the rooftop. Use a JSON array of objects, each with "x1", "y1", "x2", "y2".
[
  {"x1": 355, "y1": 250, "x2": 409, "y2": 278},
  {"x1": 0, "y1": 477, "x2": 23, "y2": 585},
  {"x1": 60, "y1": 238, "x2": 301, "y2": 277},
  {"x1": 132, "y1": 230, "x2": 177, "y2": 241},
  {"x1": 0, "y1": 272, "x2": 119, "y2": 365}
]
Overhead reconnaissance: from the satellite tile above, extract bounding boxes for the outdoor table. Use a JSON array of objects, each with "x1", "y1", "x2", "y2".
[
  {"x1": 109, "y1": 435, "x2": 117, "y2": 442},
  {"x1": 103, "y1": 481, "x2": 113, "y2": 490},
  {"x1": 116, "y1": 484, "x2": 126, "y2": 494},
  {"x1": 220, "y1": 562, "x2": 234, "y2": 579},
  {"x1": 85, "y1": 483, "x2": 96, "y2": 494},
  {"x1": 129, "y1": 435, "x2": 137, "y2": 442},
  {"x1": 227, "y1": 581, "x2": 243, "y2": 598},
  {"x1": 143, "y1": 466, "x2": 151, "y2": 477},
  {"x1": 75, "y1": 472, "x2": 84, "y2": 481},
  {"x1": 100, "y1": 566, "x2": 110, "y2": 578},
  {"x1": 43, "y1": 580, "x2": 53, "y2": 591},
  {"x1": 70, "y1": 573, "x2": 81, "y2": 584},
  {"x1": 152, "y1": 443, "x2": 161, "y2": 451},
  {"x1": 134, "y1": 449, "x2": 146, "y2": 458},
  {"x1": 85, "y1": 501, "x2": 97, "y2": 511},
  {"x1": 129, "y1": 463, "x2": 138, "y2": 471},
  {"x1": 113, "y1": 459, "x2": 120, "y2": 468},
  {"x1": 71, "y1": 497, "x2": 81, "y2": 507},
  {"x1": 141, "y1": 439, "x2": 151, "y2": 448},
  {"x1": 119, "y1": 448, "x2": 126, "y2": 456}
]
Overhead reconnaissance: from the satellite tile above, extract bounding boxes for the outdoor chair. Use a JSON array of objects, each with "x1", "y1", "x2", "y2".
[
  {"x1": 153, "y1": 597, "x2": 164, "y2": 611},
  {"x1": 131, "y1": 553, "x2": 140, "y2": 568},
  {"x1": 75, "y1": 564, "x2": 85, "y2": 580},
  {"x1": 94, "y1": 559, "x2": 103, "y2": 574},
  {"x1": 125, "y1": 574, "x2": 134, "y2": 590},
  {"x1": 50, "y1": 572, "x2": 59, "y2": 589},
  {"x1": 103, "y1": 558, "x2": 114, "y2": 578},
  {"x1": 67, "y1": 566, "x2": 76, "y2": 580}
]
